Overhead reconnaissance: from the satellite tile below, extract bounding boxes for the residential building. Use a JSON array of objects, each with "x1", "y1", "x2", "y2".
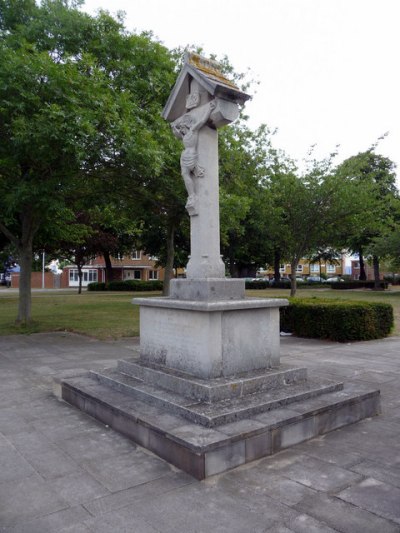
[
  {"x1": 264, "y1": 257, "x2": 346, "y2": 279},
  {"x1": 10, "y1": 251, "x2": 164, "y2": 289}
]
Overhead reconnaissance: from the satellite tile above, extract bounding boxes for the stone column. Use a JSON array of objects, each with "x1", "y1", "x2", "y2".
[{"x1": 185, "y1": 121, "x2": 225, "y2": 279}]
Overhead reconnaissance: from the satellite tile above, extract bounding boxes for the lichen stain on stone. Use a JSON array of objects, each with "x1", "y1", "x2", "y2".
[{"x1": 188, "y1": 53, "x2": 239, "y2": 90}]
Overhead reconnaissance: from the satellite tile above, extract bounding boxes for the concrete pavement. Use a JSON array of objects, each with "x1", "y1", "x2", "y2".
[{"x1": 0, "y1": 332, "x2": 399, "y2": 532}]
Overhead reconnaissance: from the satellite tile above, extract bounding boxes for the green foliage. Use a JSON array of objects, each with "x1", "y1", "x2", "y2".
[
  {"x1": 94, "y1": 280, "x2": 164, "y2": 292},
  {"x1": 219, "y1": 123, "x2": 278, "y2": 276},
  {"x1": 0, "y1": 0, "x2": 177, "y2": 320},
  {"x1": 280, "y1": 298, "x2": 393, "y2": 342},
  {"x1": 331, "y1": 280, "x2": 389, "y2": 290},
  {"x1": 334, "y1": 149, "x2": 399, "y2": 281},
  {"x1": 87, "y1": 282, "x2": 106, "y2": 291},
  {"x1": 245, "y1": 280, "x2": 269, "y2": 289},
  {"x1": 265, "y1": 149, "x2": 366, "y2": 295}
]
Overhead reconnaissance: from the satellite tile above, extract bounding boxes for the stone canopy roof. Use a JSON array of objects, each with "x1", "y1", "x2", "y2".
[{"x1": 162, "y1": 53, "x2": 251, "y2": 123}]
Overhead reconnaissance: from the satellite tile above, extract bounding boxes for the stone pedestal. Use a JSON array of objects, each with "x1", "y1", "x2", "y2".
[{"x1": 134, "y1": 295, "x2": 287, "y2": 379}]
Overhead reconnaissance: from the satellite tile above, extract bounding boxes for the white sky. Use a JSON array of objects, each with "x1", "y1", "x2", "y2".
[{"x1": 81, "y1": 0, "x2": 400, "y2": 184}]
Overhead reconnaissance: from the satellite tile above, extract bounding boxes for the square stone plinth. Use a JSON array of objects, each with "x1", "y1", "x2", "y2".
[
  {"x1": 133, "y1": 297, "x2": 288, "y2": 379},
  {"x1": 170, "y1": 278, "x2": 245, "y2": 301}
]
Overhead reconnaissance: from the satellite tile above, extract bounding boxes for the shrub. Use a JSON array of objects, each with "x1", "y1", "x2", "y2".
[
  {"x1": 87, "y1": 280, "x2": 163, "y2": 291},
  {"x1": 107, "y1": 280, "x2": 163, "y2": 291},
  {"x1": 384, "y1": 275, "x2": 400, "y2": 286},
  {"x1": 280, "y1": 298, "x2": 393, "y2": 342},
  {"x1": 331, "y1": 280, "x2": 388, "y2": 290},
  {"x1": 87, "y1": 282, "x2": 106, "y2": 291},
  {"x1": 245, "y1": 280, "x2": 269, "y2": 289}
]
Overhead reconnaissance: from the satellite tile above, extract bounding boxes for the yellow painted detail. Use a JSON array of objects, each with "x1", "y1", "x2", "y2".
[{"x1": 188, "y1": 53, "x2": 239, "y2": 90}]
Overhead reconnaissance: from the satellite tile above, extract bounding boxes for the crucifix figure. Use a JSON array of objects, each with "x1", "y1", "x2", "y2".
[{"x1": 172, "y1": 95, "x2": 216, "y2": 216}]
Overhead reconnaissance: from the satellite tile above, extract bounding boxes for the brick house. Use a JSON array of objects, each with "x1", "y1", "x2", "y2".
[
  {"x1": 65, "y1": 251, "x2": 164, "y2": 288},
  {"x1": 11, "y1": 251, "x2": 164, "y2": 289}
]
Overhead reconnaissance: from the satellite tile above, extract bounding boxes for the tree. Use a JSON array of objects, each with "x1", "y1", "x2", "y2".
[
  {"x1": 268, "y1": 152, "x2": 364, "y2": 296},
  {"x1": 335, "y1": 150, "x2": 398, "y2": 288},
  {"x1": 0, "y1": 0, "x2": 176, "y2": 322},
  {"x1": 219, "y1": 122, "x2": 278, "y2": 277}
]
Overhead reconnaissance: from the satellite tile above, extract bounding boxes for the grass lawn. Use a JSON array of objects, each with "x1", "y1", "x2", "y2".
[
  {"x1": 0, "y1": 290, "x2": 161, "y2": 340},
  {"x1": 0, "y1": 286, "x2": 399, "y2": 339}
]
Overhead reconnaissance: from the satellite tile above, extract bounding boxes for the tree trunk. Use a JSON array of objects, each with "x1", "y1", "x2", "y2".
[
  {"x1": 229, "y1": 261, "x2": 238, "y2": 278},
  {"x1": 103, "y1": 250, "x2": 113, "y2": 284},
  {"x1": 77, "y1": 263, "x2": 83, "y2": 294},
  {"x1": 15, "y1": 210, "x2": 37, "y2": 325},
  {"x1": 372, "y1": 255, "x2": 381, "y2": 290},
  {"x1": 1, "y1": 210, "x2": 38, "y2": 324},
  {"x1": 358, "y1": 247, "x2": 367, "y2": 280},
  {"x1": 290, "y1": 260, "x2": 298, "y2": 297},
  {"x1": 162, "y1": 223, "x2": 175, "y2": 296},
  {"x1": 273, "y1": 249, "x2": 281, "y2": 283},
  {"x1": 16, "y1": 244, "x2": 33, "y2": 324}
]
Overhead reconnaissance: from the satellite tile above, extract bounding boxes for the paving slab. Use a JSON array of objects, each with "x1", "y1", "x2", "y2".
[
  {"x1": 337, "y1": 477, "x2": 400, "y2": 524},
  {"x1": 294, "y1": 492, "x2": 400, "y2": 533},
  {"x1": 1, "y1": 332, "x2": 400, "y2": 532}
]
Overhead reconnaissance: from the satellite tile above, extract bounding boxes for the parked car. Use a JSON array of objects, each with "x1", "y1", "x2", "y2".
[
  {"x1": 306, "y1": 276, "x2": 326, "y2": 283},
  {"x1": 295, "y1": 277, "x2": 305, "y2": 283},
  {"x1": 0, "y1": 272, "x2": 11, "y2": 286},
  {"x1": 326, "y1": 277, "x2": 344, "y2": 282},
  {"x1": 269, "y1": 277, "x2": 291, "y2": 286}
]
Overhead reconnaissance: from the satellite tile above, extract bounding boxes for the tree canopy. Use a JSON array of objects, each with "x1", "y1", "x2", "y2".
[{"x1": 0, "y1": 0, "x2": 177, "y2": 321}]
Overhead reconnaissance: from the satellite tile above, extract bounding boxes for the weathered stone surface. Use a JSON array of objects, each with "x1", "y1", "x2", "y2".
[
  {"x1": 337, "y1": 477, "x2": 400, "y2": 525},
  {"x1": 89, "y1": 367, "x2": 343, "y2": 427},
  {"x1": 61, "y1": 374, "x2": 380, "y2": 479},
  {"x1": 295, "y1": 492, "x2": 399, "y2": 533},
  {"x1": 117, "y1": 358, "x2": 308, "y2": 402},
  {"x1": 1, "y1": 330, "x2": 399, "y2": 531},
  {"x1": 134, "y1": 297, "x2": 288, "y2": 379},
  {"x1": 170, "y1": 277, "x2": 245, "y2": 301}
]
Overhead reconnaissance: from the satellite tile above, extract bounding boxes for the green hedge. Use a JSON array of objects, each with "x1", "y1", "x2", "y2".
[
  {"x1": 87, "y1": 280, "x2": 163, "y2": 291},
  {"x1": 87, "y1": 282, "x2": 106, "y2": 291},
  {"x1": 280, "y1": 298, "x2": 393, "y2": 342},
  {"x1": 245, "y1": 280, "x2": 269, "y2": 289},
  {"x1": 331, "y1": 280, "x2": 389, "y2": 290}
]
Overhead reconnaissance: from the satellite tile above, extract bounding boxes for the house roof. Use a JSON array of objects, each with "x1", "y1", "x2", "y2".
[{"x1": 162, "y1": 53, "x2": 251, "y2": 123}]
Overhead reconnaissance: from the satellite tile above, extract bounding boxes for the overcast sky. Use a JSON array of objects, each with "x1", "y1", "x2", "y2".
[{"x1": 81, "y1": 0, "x2": 400, "y2": 183}]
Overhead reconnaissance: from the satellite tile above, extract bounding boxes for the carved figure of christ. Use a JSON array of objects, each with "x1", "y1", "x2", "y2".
[{"x1": 172, "y1": 99, "x2": 216, "y2": 215}]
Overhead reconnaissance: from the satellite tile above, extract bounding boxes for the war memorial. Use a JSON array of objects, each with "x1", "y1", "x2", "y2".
[{"x1": 61, "y1": 54, "x2": 381, "y2": 479}]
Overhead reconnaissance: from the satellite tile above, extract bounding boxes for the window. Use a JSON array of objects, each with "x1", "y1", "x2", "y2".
[
  {"x1": 69, "y1": 270, "x2": 79, "y2": 282},
  {"x1": 134, "y1": 270, "x2": 141, "y2": 280},
  {"x1": 149, "y1": 270, "x2": 158, "y2": 280},
  {"x1": 296, "y1": 265, "x2": 303, "y2": 273},
  {"x1": 326, "y1": 264, "x2": 336, "y2": 273},
  {"x1": 353, "y1": 262, "x2": 360, "y2": 269},
  {"x1": 131, "y1": 250, "x2": 141, "y2": 260},
  {"x1": 279, "y1": 264, "x2": 286, "y2": 273},
  {"x1": 69, "y1": 269, "x2": 97, "y2": 286},
  {"x1": 310, "y1": 264, "x2": 320, "y2": 273}
]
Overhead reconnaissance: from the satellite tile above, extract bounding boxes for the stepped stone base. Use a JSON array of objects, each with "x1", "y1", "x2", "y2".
[{"x1": 61, "y1": 357, "x2": 381, "y2": 480}]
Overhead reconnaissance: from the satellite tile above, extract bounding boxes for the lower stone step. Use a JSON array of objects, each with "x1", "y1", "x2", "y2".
[{"x1": 61, "y1": 374, "x2": 381, "y2": 480}]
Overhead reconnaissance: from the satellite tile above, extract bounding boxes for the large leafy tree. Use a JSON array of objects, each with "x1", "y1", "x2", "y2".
[
  {"x1": 335, "y1": 150, "x2": 398, "y2": 286},
  {"x1": 219, "y1": 122, "x2": 279, "y2": 277},
  {"x1": 267, "y1": 153, "x2": 364, "y2": 296},
  {"x1": 0, "y1": 0, "x2": 176, "y2": 322}
]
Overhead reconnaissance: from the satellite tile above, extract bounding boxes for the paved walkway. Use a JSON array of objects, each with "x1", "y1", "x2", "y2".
[{"x1": 0, "y1": 332, "x2": 399, "y2": 532}]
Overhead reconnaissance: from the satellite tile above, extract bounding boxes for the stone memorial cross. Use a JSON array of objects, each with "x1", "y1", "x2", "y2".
[{"x1": 162, "y1": 53, "x2": 250, "y2": 279}]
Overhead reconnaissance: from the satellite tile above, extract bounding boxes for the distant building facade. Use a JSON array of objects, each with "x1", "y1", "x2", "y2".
[{"x1": 11, "y1": 251, "x2": 164, "y2": 289}]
